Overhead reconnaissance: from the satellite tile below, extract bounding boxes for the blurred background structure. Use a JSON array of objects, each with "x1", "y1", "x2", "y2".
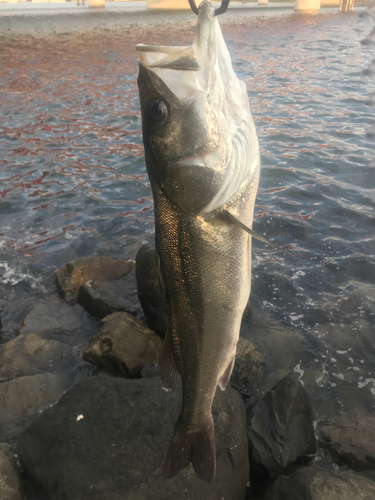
[{"x1": 0, "y1": 0, "x2": 371, "y2": 12}]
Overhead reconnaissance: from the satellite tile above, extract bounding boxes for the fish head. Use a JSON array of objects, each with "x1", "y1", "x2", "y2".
[{"x1": 137, "y1": 0, "x2": 259, "y2": 216}]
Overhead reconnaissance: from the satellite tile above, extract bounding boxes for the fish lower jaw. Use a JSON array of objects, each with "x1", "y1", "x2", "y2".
[{"x1": 175, "y1": 149, "x2": 226, "y2": 172}]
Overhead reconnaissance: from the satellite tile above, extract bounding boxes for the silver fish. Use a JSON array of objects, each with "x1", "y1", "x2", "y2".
[{"x1": 136, "y1": 0, "x2": 260, "y2": 483}]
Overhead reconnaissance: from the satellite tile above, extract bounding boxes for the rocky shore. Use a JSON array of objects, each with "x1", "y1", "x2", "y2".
[{"x1": 0, "y1": 246, "x2": 374, "y2": 499}]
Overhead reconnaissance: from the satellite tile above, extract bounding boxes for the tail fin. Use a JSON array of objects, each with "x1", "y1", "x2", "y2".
[{"x1": 163, "y1": 414, "x2": 216, "y2": 483}]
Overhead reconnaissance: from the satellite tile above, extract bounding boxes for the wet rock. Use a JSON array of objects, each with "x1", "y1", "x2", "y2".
[
  {"x1": 336, "y1": 284, "x2": 375, "y2": 322},
  {"x1": 0, "y1": 373, "x2": 71, "y2": 441},
  {"x1": 240, "y1": 313, "x2": 305, "y2": 397},
  {"x1": 135, "y1": 244, "x2": 168, "y2": 338},
  {"x1": 247, "y1": 372, "x2": 316, "y2": 478},
  {"x1": 230, "y1": 337, "x2": 264, "y2": 396},
  {"x1": 56, "y1": 256, "x2": 134, "y2": 303},
  {"x1": 0, "y1": 334, "x2": 74, "y2": 381},
  {"x1": 16, "y1": 296, "x2": 98, "y2": 383},
  {"x1": 141, "y1": 360, "x2": 159, "y2": 378},
  {"x1": 0, "y1": 443, "x2": 24, "y2": 500},
  {"x1": 262, "y1": 465, "x2": 375, "y2": 500},
  {"x1": 77, "y1": 268, "x2": 142, "y2": 319},
  {"x1": 83, "y1": 312, "x2": 163, "y2": 377},
  {"x1": 317, "y1": 411, "x2": 375, "y2": 472},
  {"x1": 19, "y1": 296, "x2": 99, "y2": 342},
  {"x1": 17, "y1": 375, "x2": 248, "y2": 500},
  {"x1": 0, "y1": 282, "x2": 44, "y2": 343},
  {"x1": 55, "y1": 257, "x2": 142, "y2": 320},
  {"x1": 2, "y1": 297, "x2": 98, "y2": 441}
]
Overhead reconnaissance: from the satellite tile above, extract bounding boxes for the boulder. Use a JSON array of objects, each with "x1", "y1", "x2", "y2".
[
  {"x1": 0, "y1": 443, "x2": 24, "y2": 500},
  {"x1": 247, "y1": 372, "x2": 316, "y2": 477},
  {"x1": 135, "y1": 244, "x2": 168, "y2": 338},
  {"x1": 1, "y1": 296, "x2": 98, "y2": 441},
  {"x1": 317, "y1": 411, "x2": 375, "y2": 472},
  {"x1": 17, "y1": 376, "x2": 249, "y2": 500},
  {"x1": 19, "y1": 296, "x2": 99, "y2": 342},
  {"x1": 141, "y1": 360, "x2": 159, "y2": 378},
  {"x1": 0, "y1": 373, "x2": 71, "y2": 441},
  {"x1": 239, "y1": 313, "x2": 304, "y2": 398},
  {"x1": 0, "y1": 334, "x2": 75, "y2": 381},
  {"x1": 77, "y1": 269, "x2": 141, "y2": 319},
  {"x1": 230, "y1": 337, "x2": 264, "y2": 396},
  {"x1": 56, "y1": 256, "x2": 134, "y2": 303},
  {"x1": 55, "y1": 257, "x2": 142, "y2": 320},
  {"x1": 262, "y1": 465, "x2": 375, "y2": 500},
  {"x1": 83, "y1": 312, "x2": 163, "y2": 377},
  {"x1": 0, "y1": 282, "x2": 42, "y2": 343}
]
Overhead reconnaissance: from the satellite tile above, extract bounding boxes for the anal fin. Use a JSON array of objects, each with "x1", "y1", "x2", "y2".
[
  {"x1": 218, "y1": 356, "x2": 236, "y2": 391},
  {"x1": 159, "y1": 328, "x2": 181, "y2": 388}
]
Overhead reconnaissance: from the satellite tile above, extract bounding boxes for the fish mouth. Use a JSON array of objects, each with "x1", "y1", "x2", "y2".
[
  {"x1": 136, "y1": 44, "x2": 200, "y2": 72},
  {"x1": 167, "y1": 148, "x2": 225, "y2": 172}
]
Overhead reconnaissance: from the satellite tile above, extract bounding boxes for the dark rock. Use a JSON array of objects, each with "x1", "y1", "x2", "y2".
[
  {"x1": 337, "y1": 283, "x2": 375, "y2": 322},
  {"x1": 247, "y1": 372, "x2": 316, "y2": 478},
  {"x1": 231, "y1": 337, "x2": 263, "y2": 396},
  {"x1": 262, "y1": 465, "x2": 375, "y2": 500},
  {"x1": 77, "y1": 268, "x2": 142, "y2": 319},
  {"x1": 240, "y1": 313, "x2": 304, "y2": 398},
  {"x1": 0, "y1": 373, "x2": 71, "y2": 441},
  {"x1": 0, "y1": 443, "x2": 24, "y2": 500},
  {"x1": 56, "y1": 256, "x2": 134, "y2": 303},
  {"x1": 0, "y1": 282, "x2": 44, "y2": 343},
  {"x1": 19, "y1": 296, "x2": 99, "y2": 343},
  {"x1": 317, "y1": 411, "x2": 375, "y2": 472},
  {"x1": 1, "y1": 296, "x2": 98, "y2": 441},
  {"x1": 83, "y1": 312, "x2": 163, "y2": 377},
  {"x1": 17, "y1": 376, "x2": 249, "y2": 500},
  {"x1": 135, "y1": 244, "x2": 168, "y2": 338},
  {"x1": 0, "y1": 334, "x2": 76, "y2": 381},
  {"x1": 141, "y1": 360, "x2": 159, "y2": 378}
]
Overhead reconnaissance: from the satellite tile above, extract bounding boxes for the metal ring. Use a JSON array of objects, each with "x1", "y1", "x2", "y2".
[
  {"x1": 188, "y1": 0, "x2": 230, "y2": 16},
  {"x1": 214, "y1": 0, "x2": 230, "y2": 16}
]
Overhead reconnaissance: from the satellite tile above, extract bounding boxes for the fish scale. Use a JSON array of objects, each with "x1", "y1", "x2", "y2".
[{"x1": 137, "y1": 0, "x2": 260, "y2": 482}]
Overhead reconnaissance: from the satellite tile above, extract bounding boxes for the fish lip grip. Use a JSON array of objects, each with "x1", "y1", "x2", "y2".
[{"x1": 188, "y1": 0, "x2": 231, "y2": 16}]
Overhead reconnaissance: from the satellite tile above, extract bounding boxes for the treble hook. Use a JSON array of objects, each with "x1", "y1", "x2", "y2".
[{"x1": 188, "y1": 0, "x2": 231, "y2": 16}]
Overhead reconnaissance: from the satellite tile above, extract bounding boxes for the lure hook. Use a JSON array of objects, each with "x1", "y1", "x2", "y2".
[{"x1": 188, "y1": 0, "x2": 230, "y2": 16}]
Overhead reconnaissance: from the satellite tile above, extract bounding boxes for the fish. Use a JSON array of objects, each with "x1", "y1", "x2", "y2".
[{"x1": 136, "y1": 0, "x2": 260, "y2": 483}]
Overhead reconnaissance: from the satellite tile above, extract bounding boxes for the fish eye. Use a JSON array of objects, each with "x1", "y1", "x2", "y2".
[{"x1": 147, "y1": 99, "x2": 169, "y2": 123}]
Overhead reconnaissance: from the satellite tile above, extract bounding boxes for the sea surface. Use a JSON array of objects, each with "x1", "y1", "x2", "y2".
[{"x1": 0, "y1": 7, "x2": 374, "y2": 421}]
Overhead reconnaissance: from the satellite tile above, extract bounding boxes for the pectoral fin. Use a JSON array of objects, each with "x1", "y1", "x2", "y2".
[
  {"x1": 159, "y1": 327, "x2": 181, "y2": 388},
  {"x1": 222, "y1": 209, "x2": 291, "y2": 255}
]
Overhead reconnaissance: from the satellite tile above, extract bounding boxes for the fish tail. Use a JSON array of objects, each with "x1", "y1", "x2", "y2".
[{"x1": 163, "y1": 414, "x2": 216, "y2": 483}]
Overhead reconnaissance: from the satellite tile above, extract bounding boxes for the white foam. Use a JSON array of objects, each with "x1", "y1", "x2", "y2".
[
  {"x1": 0, "y1": 261, "x2": 42, "y2": 288},
  {"x1": 293, "y1": 363, "x2": 304, "y2": 385}
]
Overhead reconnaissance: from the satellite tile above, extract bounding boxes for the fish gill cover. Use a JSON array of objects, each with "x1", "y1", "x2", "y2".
[{"x1": 137, "y1": 0, "x2": 259, "y2": 215}]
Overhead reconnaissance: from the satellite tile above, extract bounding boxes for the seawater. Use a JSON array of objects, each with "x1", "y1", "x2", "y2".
[{"x1": 0, "y1": 8, "x2": 374, "y2": 416}]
